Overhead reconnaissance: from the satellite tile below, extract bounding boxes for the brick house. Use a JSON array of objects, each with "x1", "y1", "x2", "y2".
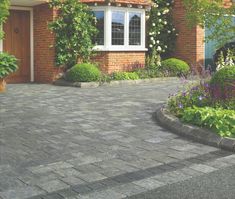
[{"x1": 1, "y1": 0, "x2": 234, "y2": 83}]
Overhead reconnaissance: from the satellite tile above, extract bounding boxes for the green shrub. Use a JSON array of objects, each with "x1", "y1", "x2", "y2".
[
  {"x1": 112, "y1": 72, "x2": 140, "y2": 80},
  {"x1": 134, "y1": 68, "x2": 164, "y2": 79},
  {"x1": 161, "y1": 58, "x2": 190, "y2": 77},
  {"x1": 100, "y1": 73, "x2": 112, "y2": 83},
  {"x1": 134, "y1": 69, "x2": 150, "y2": 79},
  {"x1": 182, "y1": 106, "x2": 235, "y2": 138},
  {"x1": 0, "y1": 52, "x2": 18, "y2": 79},
  {"x1": 210, "y1": 66, "x2": 235, "y2": 86},
  {"x1": 127, "y1": 72, "x2": 140, "y2": 80},
  {"x1": 66, "y1": 63, "x2": 101, "y2": 82},
  {"x1": 210, "y1": 66, "x2": 235, "y2": 99}
]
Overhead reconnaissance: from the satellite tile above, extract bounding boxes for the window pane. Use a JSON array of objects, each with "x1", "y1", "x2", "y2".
[
  {"x1": 112, "y1": 11, "x2": 125, "y2": 45},
  {"x1": 129, "y1": 13, "x2": 141, "y2": 45},
  {"x1": 94, "y1": 11, "x2": 104, "y2": 45}
]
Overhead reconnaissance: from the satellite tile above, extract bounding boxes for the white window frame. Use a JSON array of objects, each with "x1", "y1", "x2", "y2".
[{"x1": 92, "y1": 6, "x2": 147, "y2": 51}]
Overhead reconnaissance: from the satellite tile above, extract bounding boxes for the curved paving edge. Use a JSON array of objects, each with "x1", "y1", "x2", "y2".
[
  {"x1": 53, "y1": 77, "x2": 179, "y2": 88},
  {"x1": 154, "y1": 107, "x2": 235, "y2": 152}
]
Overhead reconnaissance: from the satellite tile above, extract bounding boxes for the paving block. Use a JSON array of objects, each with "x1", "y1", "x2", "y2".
[{"x1": 133, "y1": 178, "x2": 165, "y2": 190}]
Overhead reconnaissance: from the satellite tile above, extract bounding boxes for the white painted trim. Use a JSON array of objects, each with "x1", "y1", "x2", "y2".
[
  {"x1": 91, "y1": 6, "x2": 146, "y2": 51},
  {"x1": 1, "y1": 6, "x2": 34, "y2": 82},
  {"x1": 94, "y1": 46, "x2": 148, "y2": 52}
]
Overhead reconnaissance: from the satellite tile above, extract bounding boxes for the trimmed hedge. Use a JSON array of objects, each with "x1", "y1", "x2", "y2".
[
  {"x1": 66, "y1": 63, "x2": 101, "y2": 82},
  {"x1": 161, "y1": 58, "x2": 190, "y2": 77},
  {"x1": 210, "y1": 66, "x2": 235, "y2": 99}
]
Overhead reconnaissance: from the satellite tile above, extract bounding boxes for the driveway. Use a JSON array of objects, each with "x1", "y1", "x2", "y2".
[{"x1": 0, "y1": 81, "x2": 234, "y2": 199}]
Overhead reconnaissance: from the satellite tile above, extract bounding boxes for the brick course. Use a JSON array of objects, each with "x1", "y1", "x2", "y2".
[{"x1": 93, "y1": 52, "x2": 146, "y2": 73}]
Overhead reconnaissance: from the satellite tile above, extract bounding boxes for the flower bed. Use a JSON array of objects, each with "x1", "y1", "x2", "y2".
[
  {"x1": 167, "y1": 66, "x2": 235, "y2": 138},
  {"x1": 61, "y1": 58, "x2": 190, "y2": 84}
]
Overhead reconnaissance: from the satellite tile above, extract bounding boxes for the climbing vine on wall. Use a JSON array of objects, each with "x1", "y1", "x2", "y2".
[
  {"x1": 49, "y1": 0, "x2": 98, "y2": 69},
  {"x1": 0, "y1": 0, "x2": 10, "y2": 39},
  {"x1": 147, "y1": 0, "x2": 177, "y2": 67}
]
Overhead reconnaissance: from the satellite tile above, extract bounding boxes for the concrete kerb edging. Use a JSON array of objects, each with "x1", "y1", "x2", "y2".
[
  {"x1": 53, "y1": 77, "x2": 179, "y2": 88},
  {"x1": 154, "y1": 107, "x2": 235, "y2": 152}
]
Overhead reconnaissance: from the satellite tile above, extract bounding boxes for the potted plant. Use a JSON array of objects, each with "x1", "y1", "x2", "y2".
[{"x1": 0, "y1": 52, "x2": 18, "y2": 92}]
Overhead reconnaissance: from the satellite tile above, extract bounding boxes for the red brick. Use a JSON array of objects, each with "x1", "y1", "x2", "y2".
[{"x1": 34, "y1": 3, "x2": 61, "y2": 83}]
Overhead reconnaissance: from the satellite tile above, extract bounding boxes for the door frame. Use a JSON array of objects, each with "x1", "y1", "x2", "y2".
[{"x1": 0, "y1": 6, "x2": 34, "y2": 82}]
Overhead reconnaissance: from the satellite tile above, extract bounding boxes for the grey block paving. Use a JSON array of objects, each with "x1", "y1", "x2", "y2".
[
  {"x1": 0, "y1": 186, "x2": 45, "y2": 199},
  {"x1": 0, "y1": 82, "x2": 235, "y2": 199},
  {"x1": 110, "y1": 183, "x2": 146, "y2": 196},
  {"x1": 38, "y1": 179, "x2": 70, "y2": 193},
  {"x1": 189, "y1": 164, "x2": 218, "y2": 173},
  {"x1": 133, "y1": 178, "x2": 165, "y2": 190}
]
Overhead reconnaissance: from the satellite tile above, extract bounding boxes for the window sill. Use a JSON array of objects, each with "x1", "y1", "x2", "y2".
[{"x1": 93, "y1": 46, "x2": 148, "y2": 52}]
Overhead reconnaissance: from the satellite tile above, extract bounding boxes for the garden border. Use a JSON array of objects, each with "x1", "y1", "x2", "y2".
[
  {"x1": 154, "y1": 107, "x2": 235, "y2": 152},
  {"x1": 53, "y1": 77, "x2": 179, "y2": 88}
]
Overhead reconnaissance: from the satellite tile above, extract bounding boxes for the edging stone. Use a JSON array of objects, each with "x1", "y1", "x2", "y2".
[
  {"x1": 53, "y1": 77, "x2": 179, "y2": 88},
  {"x1": 53, "y1": 79, "x2": 100, "y2": 88},
  {"x1": 154, "y1": 107, "x2": 235, "y2": 152}
]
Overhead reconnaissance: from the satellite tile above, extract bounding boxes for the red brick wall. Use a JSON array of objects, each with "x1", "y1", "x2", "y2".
[
  {"x1": 93, "y1": 52, "x2": 145, "y2": 73},
  {"x1": 33, "y1": 3, "x2": 60, "y2": 83},
  {"x1": 172, "y1": 0, "x2": 204, "y2": 69}
]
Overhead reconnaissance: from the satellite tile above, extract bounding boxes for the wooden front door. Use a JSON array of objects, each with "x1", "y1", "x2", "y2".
[{"x1": 3, "y1": 10, "x2": 31, "y2": 83}]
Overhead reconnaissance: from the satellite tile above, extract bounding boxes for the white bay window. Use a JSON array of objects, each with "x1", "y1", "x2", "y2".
[{"x1": 92, "y1": 6, "x2": 147, "y2": 51}]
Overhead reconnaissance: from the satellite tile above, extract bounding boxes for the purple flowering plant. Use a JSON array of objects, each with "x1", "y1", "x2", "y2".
[{"x1": 167, "y1": 80, "x2": 212, "y2": 117}]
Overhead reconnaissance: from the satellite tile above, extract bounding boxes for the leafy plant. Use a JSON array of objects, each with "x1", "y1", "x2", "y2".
[
  {"x1": 160, "y1": 58, "x2": 190, "y2": 77},
  {"x1": 0, "y1": 0, "x2": 10, "y2": 39},
  {"x1": 112, "y1": 72, "x2": 140, "y2": 81},
  {"x1": 135, "y1": 68, "x2": 164, "y2": 79},
  {"x1": 0, "y1": 52, "x2": 18, "y2": 79},
  {"x1": 100, "y1": 73, "x2": 112, "y2": 83},
  {"x1": 66, "y1": 63, "x2": 101, "y2": 82},
  {"x1": 49, "y1": 0, "x2": 97, "y2": 69},
  {"x1": 182, "y1": 106, "x2": 235, "y2": 137}
]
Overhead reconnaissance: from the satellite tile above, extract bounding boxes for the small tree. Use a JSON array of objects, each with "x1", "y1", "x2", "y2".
[
  {"x1": 147, "y1": 0, "x2": 177, "y2": 69},
  {"x1": 183, "y1": 0, "x2": 235, "y2": 47},
  {"x1": 49, "y1": 0, "x2": 97, "y2": 69},
  {"x1": 0, "y1": 0, "x2": 10, "y2": 39}
]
